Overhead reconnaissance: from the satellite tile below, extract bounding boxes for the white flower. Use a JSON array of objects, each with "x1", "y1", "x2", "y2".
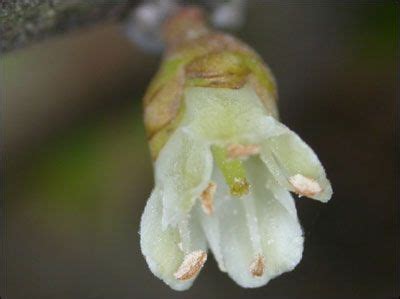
[{"x1": 140, "y1": 84, "x2": 332, "y2": 290}]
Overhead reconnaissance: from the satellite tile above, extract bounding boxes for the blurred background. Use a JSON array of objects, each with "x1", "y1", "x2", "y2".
[{"x1": 2, "y1": 3, "x2": 397, "y2": 299}]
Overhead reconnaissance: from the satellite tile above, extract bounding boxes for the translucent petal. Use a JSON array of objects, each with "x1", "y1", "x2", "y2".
[
  {"x1": 260, "y1": 126, "x2": 332, "y2": 202},
  {"x1": 155, "y1": 128, "x2": 213, "y2": 228},
  {"x1": 196, "y1": 203, "x2": 226, "y2": 272},
  {"x1": 196, "y1": 169, "x2": 229, "y2": 272},
  {"x1": 140, "y1": 189, "x2": 207, "y2": 291},
  {"x1": 217, "y1": 188, "x2": 269, "y2": 287},
  {"x1": 265, "y1": 172, "x2": 297, "y2": 219},
  {"x1": 246, "y1": 157, "x2": 304, "y2": 279},
  {"x1": 200, "y1": 158, "x2": 303, "y2": 288},
  {"x1": 197, "y1": 166, "x2": 269, "y2": 287}
]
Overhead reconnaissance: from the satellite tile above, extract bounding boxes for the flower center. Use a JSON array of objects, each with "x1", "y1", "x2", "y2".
[{"x1": 211, "y1": 145, "x2": 250, "y2": 197}]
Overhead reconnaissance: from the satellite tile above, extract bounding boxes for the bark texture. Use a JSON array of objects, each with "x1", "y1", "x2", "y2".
[{"x1": 0, "y1": 0, "x2": 136, "y2": 53}]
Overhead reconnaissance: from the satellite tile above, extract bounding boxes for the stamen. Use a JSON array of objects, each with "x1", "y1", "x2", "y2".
[
  {"x1": 201, "y1": 182, "x2": 217, "y2": 215},
  {"x1": 227, "y1": 144, "x2": 260, "y2": 159},
  {"x1": 250, "y1": 254, "x2": 265, "y2": 277},
  {"x1": 174, "y1": 250, "x2": 207, "y2": 280},
  {"x1": 289, "y1": 174, "x2": 322, "y2": 197}
]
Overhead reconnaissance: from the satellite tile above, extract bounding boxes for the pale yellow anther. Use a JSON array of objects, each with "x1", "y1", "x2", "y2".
[
  {"x1": 227, "y1": 144, "x2": 261, "y2": 159},
  {"x1": 174, "y1": 250, "x2": 207, "y2": 280},
  {"x1": 201, "y1": 182, "x2": 217, "y2": 215},
  {"x1": 250, "y1": 254, "x2": 265, "y2": 277},
  {"x1": 289, "y1": 174, "x2": 322, "y2": 197}
]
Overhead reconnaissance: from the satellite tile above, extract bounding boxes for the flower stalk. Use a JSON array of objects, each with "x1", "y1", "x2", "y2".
[{"x1": 140, "y1": 7, "x2": 332, "y2": 291}]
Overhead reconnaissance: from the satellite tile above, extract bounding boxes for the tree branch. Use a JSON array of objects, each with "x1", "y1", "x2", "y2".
[{"x1": 0, "y1": 0, "x2": 136, "y2": 54}]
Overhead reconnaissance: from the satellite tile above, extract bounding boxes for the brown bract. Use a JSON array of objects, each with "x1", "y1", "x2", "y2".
[
  {"x1": 144, "y1": 69, "x2": 185, "y2": 137},
  {"x1": 142, "y1": 7, "x2": 279, "y2": 160},
  {"x1": 185, "y1": 50, "x2": 249, "y2": 89}
]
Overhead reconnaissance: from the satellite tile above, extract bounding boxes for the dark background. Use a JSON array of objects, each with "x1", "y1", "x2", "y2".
[{"x1": 2, "y1": 3, "x2": 397, "y2": 299}]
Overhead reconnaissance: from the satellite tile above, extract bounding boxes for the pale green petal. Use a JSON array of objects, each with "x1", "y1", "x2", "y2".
[
  {"x1": 199, "y1": 159, "x2": 303, "y2": 288},
  {"x1": 140, "y1": 189, "x2": 207, "y2": 291},
  {"x1": 265, "y1": 170, "x2": 297, "y2": 219},
  {"x1": 196, "y1": 204, "x2": 226, "y2": 272},
  {"x1": 260, "y1": 126, "x2": 332, "y2": 202},
  {"x1": 198, "y1": 167, "x2": 269, "y2": 288},
  {"x1": 217, "y1": 188, "x2": 269, "y2": 288},
  {"x1": 155, "y1": 128, "x2": 213, "y2": 228},
  {"x1": 246, "y1": 157, "x2": 304, "y2": 278},
  {"x1": 195, "y1": 169, "x2": 229, "y2": 273},
  {"x1": 183, "y1": 84, "x2": 284, "y2": 145}
]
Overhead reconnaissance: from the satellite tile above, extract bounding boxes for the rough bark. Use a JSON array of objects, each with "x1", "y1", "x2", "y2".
[{"x1": 0, "y1": 0, "x2": 136, "y2": 53}]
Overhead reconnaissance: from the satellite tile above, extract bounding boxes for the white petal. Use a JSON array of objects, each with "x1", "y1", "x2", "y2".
[
  {"x1": 246, "y1": 158, "x2": 304, "y2": 278},
  {"x1": 202, "y1": 158, "x2": 303, "y2": 288},
  {"x1": 265, "y1": 173, "x2": 297, "y2": 218},
  {"x1": 199, "y1": 167, "x2": 269, "y2": 287},
  {"x1": 260, "y1": 126, "x2": 332, "y2": 202},
  {"x1": 140, "y1": 189, "x2": 207, "y2": 291},
  {"x1": 196, "y1": 169, "x2": 229, "y2": 272},
  {"x1": 256, "y1": 196, "x2": 304, "y2": 278},
  {"x1": 155, "y1": 128, "x2": 213, "y2": 228},
  {"x1": 218, "y1": 190, "x2": 268, "y2": 288}
]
